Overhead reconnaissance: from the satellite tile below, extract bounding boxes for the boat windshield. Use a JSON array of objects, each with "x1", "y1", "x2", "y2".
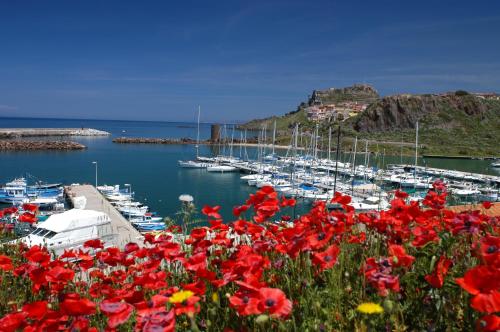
[{"x1": 31, "y1": 228, "x2": 58, "y2": 238}]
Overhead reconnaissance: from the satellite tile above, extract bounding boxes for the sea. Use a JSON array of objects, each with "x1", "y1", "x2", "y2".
[{"x1": 0, "y1": 117, "x2": 498, "y2": 220}]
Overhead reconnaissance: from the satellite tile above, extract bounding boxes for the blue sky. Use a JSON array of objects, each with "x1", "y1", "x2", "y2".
[{"x1": 1, "y1": 0, "x2": 499, "y2": 122}]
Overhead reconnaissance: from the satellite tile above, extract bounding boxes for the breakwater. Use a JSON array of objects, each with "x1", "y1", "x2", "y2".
[
  {"x1": 113, "y1": 137, "x2": 201, "y2": 144},
  {"x1": 0, "y1": 128, "x2": 110, "y2": 138},
  {"x1": 0, "y1": 140, "x2": 86, "y2": 150}
]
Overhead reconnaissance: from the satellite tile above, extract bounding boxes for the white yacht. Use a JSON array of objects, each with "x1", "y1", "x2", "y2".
[
  {"x1": 349, "y1": 196, "x2": 390, "y2": 211},
  {"x1": 206, "y1": 165, "x2": 238, "y2": 173},
  {"x1": 15, "y1": 209, "x2": 117, "y2": 255},
  {"x1": 178, "y1": 160, "x2": 210, "y2": 168}
]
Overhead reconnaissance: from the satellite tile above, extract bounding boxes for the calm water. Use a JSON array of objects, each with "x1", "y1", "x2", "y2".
[{"x1": 0, "y1": 117, "x2": 498, "y2": 219}]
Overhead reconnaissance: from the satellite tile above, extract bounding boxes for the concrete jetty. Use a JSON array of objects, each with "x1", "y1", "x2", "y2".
[
  {"x1": 65, "y1": 184, "x2": 144, "y2": 248},
  {"x1": 0, "y1": 128, "x2": 110, "y2": 138}
]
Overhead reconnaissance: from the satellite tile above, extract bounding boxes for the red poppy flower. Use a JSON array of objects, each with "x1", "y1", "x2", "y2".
[
  {"x1": 432, "y1": 180, "x2": 447, "y2": 192},
  {"x1": 61, "y1": 296, "x2": 96, "y2": 316},
  {"x1": 233, "y1": 204, "x2": 250, "y2": 217},
  {"x1": 425, "y1": 256, "x2": 452, "y2": 288},
  {"x1": 257, "y1": 288, "x2": 292, "y2": 318},
  {"x1": 331, "y1": 192, "x2": 351, "y2": 205},
  {"x1": 476, "y1": 314, "x2": 500, "y2": 331},
  {"x1": 348, "y1": 232, "x2": 366, "y2": 244},
  {"x1": 456, "y1": 265, "x2": 500, "y2": 313},
  {"x1": 45, "y1": 265, "x2": 75, "y2": 283},
  {"x1": 280, "y1": 197, "x2": 296, "y2": 207},
  {"x1": 201, "y1": 205, "x2": 221, "y2": 219},
  {"x1": 395, "y1": 190, "x2": 409, "y2": 199},
  {"x1": 475, "y1": 236, "x2": 500, "y2": 266},
  {"x1": 124, "y1": 242, "x2": 140, "y2": 254},
  {"x1": 0, "y1": 312, "x2": 27, "y2": 331},
  {"x1": 18, "y1": 212, "x2": 37, "y2": 224},
  {"x1": 138, "y1": 309, "x2": 175, "y2": 332},
  {"x1": 22, "y1": 301, "x2": 48, "y2": 320},
  {"x1": 388, "y1": 244, "x2": 415, "y2": 268},
  {"x1": 312, "y1": 244, "x2": 340, "y2": 271},
  {"x1": 22, "y1": 203, "x2": 38, "y2": 212},
  {"x1": 190, "y1": 227, "x2": 207, "y2": 241},
  {"x1": 0, "y1": 255, "x2": 13, "y2": 271},
  {"x1": 84, "y1": 239, "x2": 104, "y2": 249},
  {"x1": 481, "y1": 201, "x2": 493, "y2": 209},
  {"x1": 184, "y1": 252, "x2": 207, "y2": 272},
  {"x1": 99, "y1": 300, "x2": 134, "y2": 328},
  {"x1": 229, "y1": 291, "x2": 261, "y2": 316}
]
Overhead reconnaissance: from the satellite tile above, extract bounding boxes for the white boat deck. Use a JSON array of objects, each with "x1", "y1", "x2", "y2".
[{"x1": 64, "y1": 184, "x2": 143, "y2": 248}]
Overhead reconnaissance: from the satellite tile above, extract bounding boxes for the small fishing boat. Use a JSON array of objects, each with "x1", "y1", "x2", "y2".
[
  {"x1": 117, "y1": 205, "x2": 149, "y2": 217},
  {"x1": 130, "y1": 213, "x2": 165, "y2": 232}
]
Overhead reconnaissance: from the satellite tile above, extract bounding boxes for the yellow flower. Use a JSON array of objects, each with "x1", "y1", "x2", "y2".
[
  {"x1": 212, "y1": 292, "x2": 219, "y2": 303},
  {"x1": 169, "y1": 290, "x2": 194, "y2": 304},
  {"x1": 356, "y1": 302, "x2": 384, "y2": 314}
]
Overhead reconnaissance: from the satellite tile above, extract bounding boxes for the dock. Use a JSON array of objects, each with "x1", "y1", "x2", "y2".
[{"x1": 64, "y1": 184, "x2": 143, "y2": 248}]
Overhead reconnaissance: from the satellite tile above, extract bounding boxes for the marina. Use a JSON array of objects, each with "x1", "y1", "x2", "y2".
[{"x1": 1, "y1": 117, "x2": 499, "y2": 221}]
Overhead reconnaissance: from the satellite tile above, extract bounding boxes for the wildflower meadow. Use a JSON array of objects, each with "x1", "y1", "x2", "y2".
[{"x1": 0, "y1": 182, "x2": 498, "y2": 331}]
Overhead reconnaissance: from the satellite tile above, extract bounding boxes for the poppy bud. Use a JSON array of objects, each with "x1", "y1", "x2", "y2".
[
  {"x1": 429, "y1": 255, "x2": 437, "y2": 271},
  {"x1": 255, "y1": 314, "x2": 269, "y2": 324},
  {"x1": 383, "y1": 299, "x2": 394, "y2": 313}
]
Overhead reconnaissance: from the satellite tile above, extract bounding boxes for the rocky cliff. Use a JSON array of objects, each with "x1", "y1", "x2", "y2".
[{"x1": 352, "y1": 93, "x2": 492, "y2": 132}]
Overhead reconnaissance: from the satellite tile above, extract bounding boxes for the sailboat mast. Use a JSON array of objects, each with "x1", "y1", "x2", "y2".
[
  {"x1": 328, "y1": 126, "x2": 332, "y2": 161},
  {"x1": 333, "y1": 125, "x2": 341, "y2": 193},
  {"x1": 314, "y1": 123, "x2": 319, "y2": 160},
  {"x1": 414, "y1": 120, "x2": 419, "y2": 177},
  {"x1": 272, "y1": 120, "x2": 276, "y2": 155},
  {"x1": 230, "y1": 125, "x2": 235, "y2": 158},
  {"x1": 351, "y1": 136, "x2": 358, "y2": 195},
  {"x1": 196, "y1": 105, "x2": 201, "y2": 158}
]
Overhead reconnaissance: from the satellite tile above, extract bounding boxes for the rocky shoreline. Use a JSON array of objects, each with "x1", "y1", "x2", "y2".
[
  {"x1": 0, "y1": 128, "x2": 110, "y2": 138},
  {"x1": 0, "y1": 140, "x2": 87, "y2": 150}
]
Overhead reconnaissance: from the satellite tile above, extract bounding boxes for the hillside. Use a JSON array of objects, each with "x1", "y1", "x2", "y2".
[
  {"x1": 238, "y1": 84, "x2": 378, "y2": 131},
  {"x1": 349, "y1": 93, "x2": 500, "y2": 156},
  {"x1": 240, "y1": 86, "x2": 500, "y2": 157}
]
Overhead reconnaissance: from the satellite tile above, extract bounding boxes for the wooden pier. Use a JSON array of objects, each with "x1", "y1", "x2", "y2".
[{"x1": 64, "y1": 184, "x2": 144, "y2": 248}]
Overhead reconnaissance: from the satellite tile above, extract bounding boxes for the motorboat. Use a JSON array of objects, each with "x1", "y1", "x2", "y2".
[
  {"x1": 14, "y1": 209, "x2": 117, "y2": 255},
  {"x1": 349, "y1": 196, "x2": 390, "y2": 211},
  {"x1": 0, "y1": 180, "x2": 27, "y2": 204},
  {"x1": 206, "y1": 165, "x2": 238, "y2": 173},
  {"x1": 178, "y1": 160, "x2": 210, "y2": 168},
  {"x1": 479, "y1": 187, "x2": 498, "y2": 202},
  {"x1": 130, "y1": 213, "x2": 165, "y2": 232},
  {"x1": 117, "y1": 205, "x2": 149, "y2": 217},
  {"x1": 104, "y1": 191, "x2": 133, "y2": 202}
]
